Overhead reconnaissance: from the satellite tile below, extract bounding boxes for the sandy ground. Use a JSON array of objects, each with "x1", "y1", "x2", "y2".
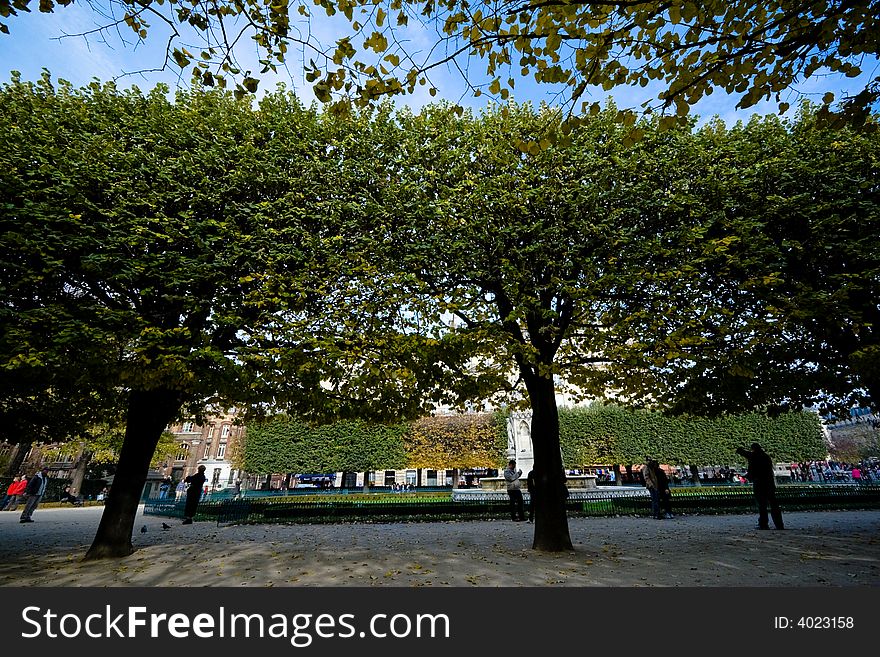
[{"x1": 0, "y1": 506, "x2": 878, "y2": 587}]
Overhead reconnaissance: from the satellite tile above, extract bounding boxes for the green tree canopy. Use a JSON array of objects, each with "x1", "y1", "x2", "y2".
[
  {"x1": 594, "y1": 106, "x2": 880, "y2": 417},
  {"x1": 0, "y1": 75, "x2": 407, "y2": 557},
  {"x1": 2, "y1": 1, "x2": 876, "y2": 123}
]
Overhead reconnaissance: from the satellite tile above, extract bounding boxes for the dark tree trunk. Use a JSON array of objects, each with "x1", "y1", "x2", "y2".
[
  {"x1": 524, "y1": 372, "x2": 573, "y2": 552},
  {"x1": 4, "y1": 441, "x2": 31, "y2": 476},
  {"x1": 84, "y1": 388, "x2": 182, "y2": 561},
  {"x1": 362, "y1": 471, "x2": 371, "y2": 493},
  {"x1": 865, "y1": 378, "x2": 879, "y2": 414},
  {"x1": 612, "y1": 464, "x2": 623, "y2": 486},
  {"x1": 689, "y1": 464, "x2": 701, "y2": 486},
  {"x1": 69, "y1": 448, "x2": 92, "y2": 496}
]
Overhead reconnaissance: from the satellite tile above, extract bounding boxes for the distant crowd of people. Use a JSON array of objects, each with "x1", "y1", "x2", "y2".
[{"x1": 788, "y1": 460, "x2": 879, "y2": 483}]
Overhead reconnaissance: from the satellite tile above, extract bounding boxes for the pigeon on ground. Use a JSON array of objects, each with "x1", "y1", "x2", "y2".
[
  {"x1": 162, "y1": 522, "x2": 172, "y2": 530},
  {"x1": 140, "y1": 525, "x2": 147, "y2": 533}
]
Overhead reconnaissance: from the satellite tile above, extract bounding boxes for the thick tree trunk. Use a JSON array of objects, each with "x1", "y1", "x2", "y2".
[
  {"x1": 612, "y1": 464, "x2": 623, "y2": 486},
  {"x1": 83, "y1": 388, "x2": 182, "y2": 560},
  {"x1": 524, "y1": 372, "x2": 573, "y2": 552},
  {"x1": 689, "y1": 464, "x2": 701, "y2": 486},
  {"x1": 69, "y1": 449, "x2": 91, "y2": 496},
  {"x1": 4, "y1": 441, "x2": 31, "y2": 476}
]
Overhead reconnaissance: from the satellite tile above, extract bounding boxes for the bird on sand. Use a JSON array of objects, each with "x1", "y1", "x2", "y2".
[
  {"x1": 140, "y1": 525, "x2": 147, "y2": 533},
  {"x1": 162, "y1": 522, "x2": 172, "y2": 530}
]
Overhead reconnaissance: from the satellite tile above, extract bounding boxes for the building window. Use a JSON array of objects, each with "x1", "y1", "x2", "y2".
[
  {"x1": 405, "y1": 470, "x2": 417, "y2": 486},
  {"x1": 384, "y1": 470, "x2": 396, "y2": 486},
  {"x1": 221, "y1": 425, "x2": 231, "y2": 439},
  {"x1": 175, "y1": 444, "x2": 190, "y2": 462},
  {"x1": 203, "y1": 442, "x2": 212, "y2": 459},
  {"x1": 217, "y1": 443, "x2": 226, "y2": 459},
  {"x1": 426, "y1": 469, "x2": 437, "y2": 486},
  {"x1": 182, "y1": 421, "x2": 195, "y2": 433}
]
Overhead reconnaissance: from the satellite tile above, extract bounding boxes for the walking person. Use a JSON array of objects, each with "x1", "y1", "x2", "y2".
[
  {"x1": 503, "y1": 459, "x2": 525, "y2": 522},
  {"x1": 736, "y1": 443, "x2": 784, "y2": 530},
  {"x1": 526, "y1": 469, "x2": 537, "y2": 522},
  {"x1": 652, "y1": 461, "x2": 673, "y2": 519},
  {"x1": 19, "y1": 466, "x2": 50, "y2": 523},
  {"x1": 641, "y1": 458, "x2": 661, "y2": 519},
  {"x1": 181, "y1": 465, "x2": 207, "y2": 525}
]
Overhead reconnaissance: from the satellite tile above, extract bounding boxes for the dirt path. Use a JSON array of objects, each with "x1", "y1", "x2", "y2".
[{"x1": 0, "y1": 506, "x2": 877, "y2": 586}]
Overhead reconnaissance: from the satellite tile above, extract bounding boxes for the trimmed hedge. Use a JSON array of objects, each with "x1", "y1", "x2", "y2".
[
  {"x1": 559, "y1": 404, "x2": 826, "y2": 465},
  {"x1": 241, "y1": 406, "x2": 826, "y2": 475}
]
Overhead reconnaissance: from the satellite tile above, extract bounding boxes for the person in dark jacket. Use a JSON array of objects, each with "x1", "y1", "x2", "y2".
[
  {"x1": 182, "y1": 465, "x2": 207, "y2": 525},
  {"x1": 19, "y1": 466, "x2": 49, "y2": 523},
  {"x1": 736, "y1": 443, "x2": 784, "y2": 530},
  {"x1": 503, "y1": 460, "x2": 525, "y2": 521},
  {"x1": 526, "y1": 470, "x2": 536, "y2": 522},
  {"x1": 652, "y1": 461, "x2": 673, "y2": 519}
]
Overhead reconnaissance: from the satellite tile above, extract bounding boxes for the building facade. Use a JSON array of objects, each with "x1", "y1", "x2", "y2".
[{"x1": 163, "y1": 413, "x2": 246, "y2": 494}]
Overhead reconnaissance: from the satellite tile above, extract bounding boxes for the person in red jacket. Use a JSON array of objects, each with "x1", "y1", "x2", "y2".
[{"x1": 2, "y1": 475, "x2": 27, "y2": 511}]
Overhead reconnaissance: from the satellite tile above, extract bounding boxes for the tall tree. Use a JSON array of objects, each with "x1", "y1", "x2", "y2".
[
  {"x1": 0, "y1": 75, "x2": 343, "y2": 558},
  {"x1": 0, "y1": 75, "x2": 485, "y2": 558},
  {"x1": 363, "y1": 102, "x2": 700, "y2": 550}
]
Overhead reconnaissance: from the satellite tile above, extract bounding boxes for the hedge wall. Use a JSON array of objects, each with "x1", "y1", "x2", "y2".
[
  {"x1": 403, "y1": 413, "x2": 508, "y2": 469},
  {"x1": 559, "y1": 405, "x2": 827, "y2": 465},
  {"x1": 240, "y1": 417, "x2": 409, "y2": 475},
  {"x1": 242, "y1": 406, "x2": 826, "y2": 474},
  {"x1": 242, "y1": 412, "x2": 507, "y2": 474}
]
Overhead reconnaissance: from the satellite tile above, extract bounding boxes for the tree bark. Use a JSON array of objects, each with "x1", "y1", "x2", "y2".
[
  {"x1": 4, "y1": 441, "x2": 31, "y2": 476},
  {"x1": 612, "y1": 464, "x2": 623, "y2": 486},
  {"x1": 69, "y1": 447, "x2": 91, "y2": 496},
  {"x1": 524, "y1": 371, "x2": 573, "y2": 552},
  {"x1": 689, "y1": 464, "x2": 701, "y2": 486},
  {"x1": 83, "y1": 388, "x2": 182, "y2": 560}
]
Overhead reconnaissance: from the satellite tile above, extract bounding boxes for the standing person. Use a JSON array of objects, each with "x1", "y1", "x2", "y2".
[
  {"x1": 736, "y1": 443, "x2": 784, "y2": 530},
  {"x1": 503, "y1": 459, "x2": 525, "y2": 522},
  {"x1": 652, "y1": 461, "x2": 673, "y2": 519},
  {"x1": 1, "y1": 475, "x2": 24, "y2": 510},
  {"x1": 19, "y1": 466, "x2": 50, "y2": 523},
  {"x1": 181, "y1": 465, "x2": 207, "y2": 525},
  {"x1": 526, "y1": 469, "x2": 537, "y2": 522},
  {"x1": 851, "y1": 465, "x2": 862, "y2": 484},
  {"x1": 641, "y1": 458, "x2": 661, "y2": 519}
]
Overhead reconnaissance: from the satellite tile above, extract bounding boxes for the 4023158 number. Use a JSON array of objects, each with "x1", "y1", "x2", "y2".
[{"x1": 796, "y1": 617, "x2": 854, "y2": 629}]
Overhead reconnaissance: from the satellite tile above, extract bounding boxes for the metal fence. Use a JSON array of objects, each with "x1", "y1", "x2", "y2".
[{"x1": 143, "y1": 484, "x2": 880, "y2": 526}]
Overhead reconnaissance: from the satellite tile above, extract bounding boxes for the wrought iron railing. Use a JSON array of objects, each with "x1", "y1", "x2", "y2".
[{"x1": 142, "y1": 484, "x2": 880, "y2": 526}]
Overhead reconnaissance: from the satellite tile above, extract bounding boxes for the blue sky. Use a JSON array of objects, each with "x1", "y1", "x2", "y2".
[{"x1": 0, "y1": 3, "x2": 877, "y2": 126}]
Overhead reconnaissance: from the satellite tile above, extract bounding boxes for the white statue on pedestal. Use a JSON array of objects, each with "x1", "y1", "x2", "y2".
[{"x1": 507, "y1": 411, "x2": 535, "y2": 477}]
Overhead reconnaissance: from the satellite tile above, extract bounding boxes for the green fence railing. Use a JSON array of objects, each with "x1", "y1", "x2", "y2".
[{"x1": 143, "y1": 484, "x2": 880, "y2": 526}]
